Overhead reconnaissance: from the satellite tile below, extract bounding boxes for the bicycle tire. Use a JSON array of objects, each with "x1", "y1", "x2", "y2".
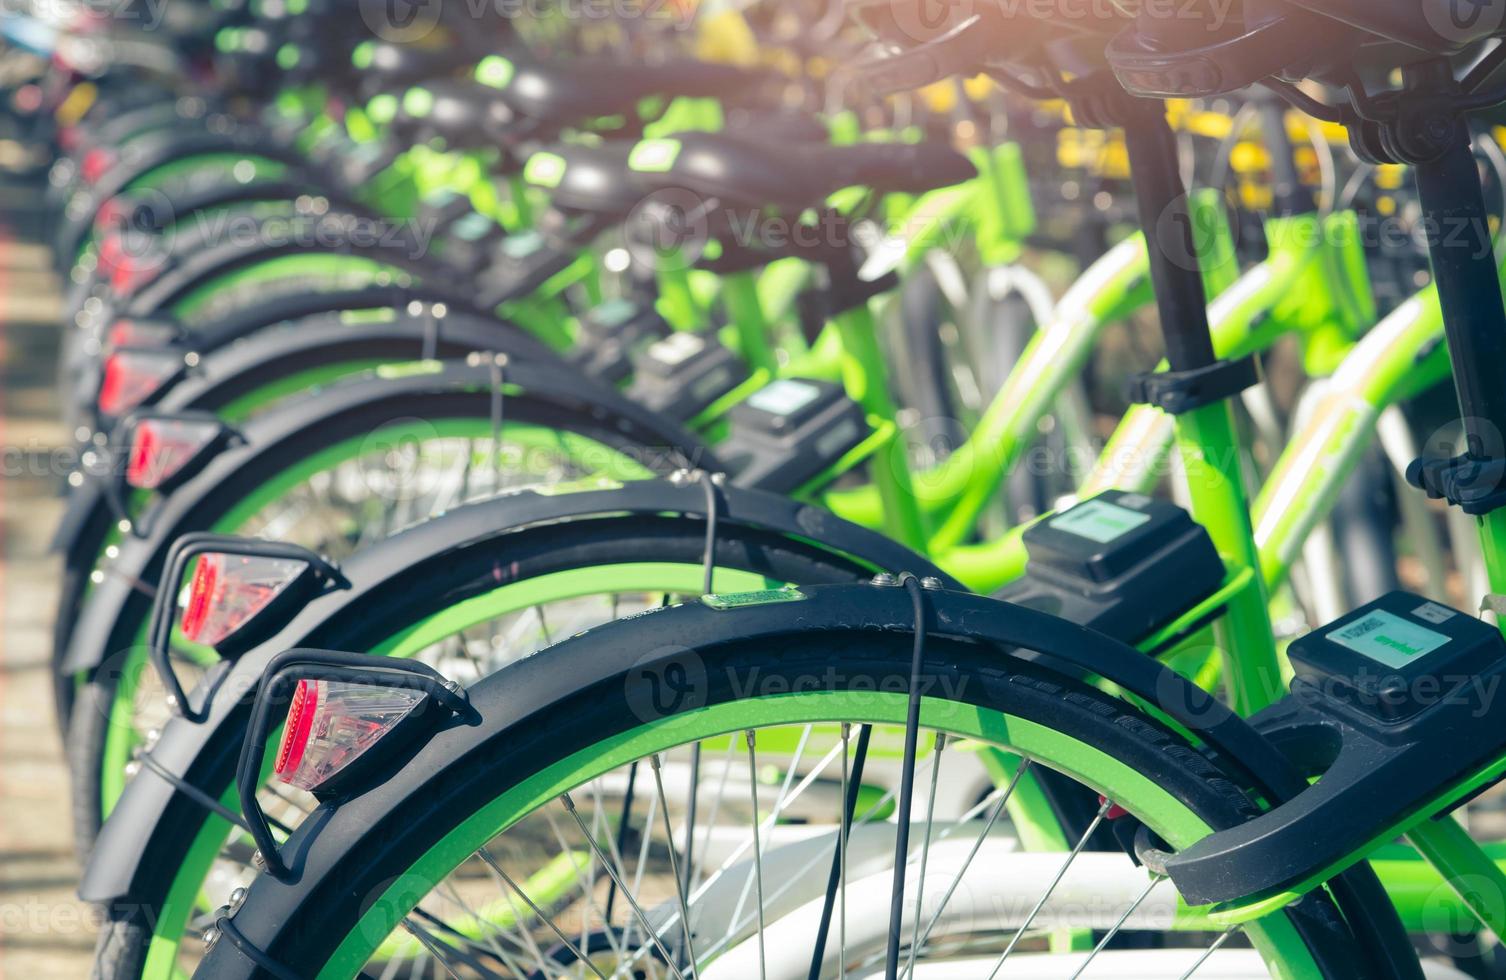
[{"x1": 195, "y1": 587, "x2": 1377, "y2": 979}]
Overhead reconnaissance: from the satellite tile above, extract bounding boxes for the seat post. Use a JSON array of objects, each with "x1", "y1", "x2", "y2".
[
  {"x1": 1118, "y1": 99, "x2": 1219, "y2": 372},
  {"x1": 1088, "y1": 92, "x2": 1282, "y2": 713},
  {"x1": 1410, "y1": 128, "x2": 1506, "y2": 460},
  {"x1": 1381, "y1": 60, "x2": 1506, "y2": 523}
]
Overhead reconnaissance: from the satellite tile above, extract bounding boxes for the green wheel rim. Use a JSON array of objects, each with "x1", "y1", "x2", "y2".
[{"x1": 314, "y1": 690, "x2": 1324, "y2": 979}]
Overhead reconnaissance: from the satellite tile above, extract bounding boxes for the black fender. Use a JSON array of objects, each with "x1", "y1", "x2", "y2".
[
  {"x1": 59, "y1": 358, "x2": 712, "y2": 678},
  {"x1": 57, "y1": 127, "x2": 316, "y2": 262},
  {"x1": 120, "y1": 211, "x2": 459, "y2": 319},
  {"x1": 74, "y1": 101, "x2": 211, "y2": 160},
  {"x1": 154, "y1": 311, "x2": 564, "y2": 412},
  {"x1": 188, "y1": 583, "x2": 1333, "y2": 977},
  {"x1": 53, "y1": 309, "x2": 565, "y2": 571},
  {"x1": 124, "y1": 178, "x2": 368, "y2": 237},
  {"x1": 63, "y1": 188, "x2": 379, "y2": 323},
  {"x1": 79, "y1": 485, "x2": 954, "y2": 906},
  {"x1": 68, "y1": 288, "x2": 536, "y2": 435}
]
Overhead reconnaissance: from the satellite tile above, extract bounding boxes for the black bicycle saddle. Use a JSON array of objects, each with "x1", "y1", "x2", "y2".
[
  {"x1": 389, "y1": 78, "x2": 521, "y2": 150},
  {"x1": 844, "y1": 0, "x2": 1123, "y2": 97},
  {"x1": 630, "y1": 131, "x2": 976, "y2": 212},
  {"x1": 494, "y1": 55, "x2": 771, "y2": 127},
  {"x1": 529, "y1": 142, "x2": 645, "y2": 217},
  {"x1": 1104, "y1": 0, "x2": 1506, "y2": 100}
]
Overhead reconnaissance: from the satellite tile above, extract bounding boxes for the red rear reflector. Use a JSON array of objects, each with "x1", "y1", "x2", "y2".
[
  {"x1": 126, "y1": 417, "x2": 220, "y2": 489},
  {"x1": 82, "y1": 147, "x2": 114, "y2": 184},
  {"x1": 98, "y1": 349, "x2": 179, "y2": 417},
  {"x1": 179, "y1": 553, "x2": 308, "y2": 647},
  {"x1": 275, "y1": 679, "x2": 321, "y2": 779},
  {"x1": 109, "y1": 248, "x2": 156, "y2": 295},
  {"x1": 273, "y1": 679, "x2": 425, "y2": 792}
]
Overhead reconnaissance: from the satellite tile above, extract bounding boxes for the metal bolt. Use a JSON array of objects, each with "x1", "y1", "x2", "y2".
[
  {"x1": 252, "y1": 850, "x2": 267, "y2": 871},
  {"x1": 871, "y1": 573, "x2": 898, "y2": 587},
  {"x1": 229, "y1": 887, "x2": 248, "y2": 910},
  {"x1": 920, "y1": 576, "x2": 945, "y2": 590},
  {"x1": 202, "y1": 928, "x2": 219, "y2": 950}
]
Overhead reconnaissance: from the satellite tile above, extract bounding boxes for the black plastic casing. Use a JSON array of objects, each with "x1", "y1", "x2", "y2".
[
  {"x1": 999, "y1": 489, "x2": 1226, "y2": 642},
  {"x1": 719, "y1": 378, "x2": 869, "y2": 493},
  {"x1": 569, "y1": 299, "x2": 672, "y2": 385},
  {"x1": 1288, "y1": 590, "x2": 1506, "y2": 727},
  {"x1": 625, "y1": 331, "x2": 749, "y2": 422}
]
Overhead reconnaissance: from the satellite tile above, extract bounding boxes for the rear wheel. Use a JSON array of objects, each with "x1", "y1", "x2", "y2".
[
  {"x1": 199, "y1": 619, "x2": 1369, "y2": 979},
  {"x1": 88, "y1": 513, "x2": 896, "y2": 980}
]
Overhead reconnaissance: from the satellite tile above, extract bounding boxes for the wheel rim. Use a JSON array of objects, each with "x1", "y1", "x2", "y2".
[{"x1": 305, "y1": 691, "x2": 1324, "y2": 979}]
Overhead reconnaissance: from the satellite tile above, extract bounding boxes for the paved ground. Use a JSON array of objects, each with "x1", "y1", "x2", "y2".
[{"x1": 0, "y1": 176, "x2": 95, "y2": 976}]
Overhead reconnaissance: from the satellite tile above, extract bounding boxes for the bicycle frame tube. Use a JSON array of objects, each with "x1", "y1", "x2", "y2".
[
  {"x1": 1083, "y1": 210, "x2": 1373, "y2": 495},
  {"x1": 944, "y1": 213, "x2": 1372, "y2": 593},
  {"x1": 719, "y1": 269, "x2": 778, "y2": 375},
  {"x1": 829, "y1": 304, "x2": 928, "y2": 551},
  {"x1": 1253, "y1": 287, "x2": 1452, "y2": 588},
  {"x1": 823, "y1": 231, "x2": 1154, "y2": 534}
]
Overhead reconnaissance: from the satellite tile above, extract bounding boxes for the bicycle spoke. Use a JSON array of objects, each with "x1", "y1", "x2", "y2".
[
  {"x1": 561, "y1": 792, "x2": 687, "y2": 980},
  {"x1": 1179, "y1": 928, "x2": 1236, "y2": 979},
  {"x1": 903, "y1": 759, "x2": 1031, "y2": 971},
  {"x1": 650, "y1": 754, "x2": 701, "y2": 975},
  {"x1": 1066, "y1": 873, "x2": 1165, "y2": 979},
  {"x1": 476, "y1": 847, "x2": 609, "y2": 980},
  {"x1": 985, "y1": 797, "x2": 1115, "y2": 979},
  {"x1": 743, "y1": 731, "x2": 768, "y2": 980},
  {"x1": 904, "y1": 733, "x2": 946, "y2": 980}
]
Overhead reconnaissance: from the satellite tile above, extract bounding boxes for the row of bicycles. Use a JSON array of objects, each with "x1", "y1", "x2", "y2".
[{"x1": 10, "y1": 0, "x2": 1506, "y2": 976}]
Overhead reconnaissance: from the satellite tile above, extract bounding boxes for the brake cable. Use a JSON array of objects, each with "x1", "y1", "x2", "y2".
[
  {"x1": 881, "y1": 573, "x2": 930, "y2": 979},
  {"x1": 680, "y1": 468, "x2": 723, "y2": 919}
]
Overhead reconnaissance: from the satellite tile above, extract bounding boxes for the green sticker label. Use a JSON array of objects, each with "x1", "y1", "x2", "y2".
[
  {"x1": 375, "y1": 359, "x2": 444, "y2": 380},
  {"x1": 365, "y1": 93, "x2": 398, "y2": 125},
  {"x1": 524, "y1": 152, "x2": 567, "y2": 189},
  {"x1": 475, "y1": 55, "x2": 516, "y2": 90},
  {"x1": 701, "y1": 587, "x2": 806, "y2": 610},
  {"x1": 591, "y1": 298, "x2": 639, "y2": 329},
  {"x1": 747, "y1": 379, "x2": 821, "y2": 417},
  {"x1": 629, "y1": 138, "x2": 682, "y2": 173},
  {"x1": 1327, "y1": 610, "x2": 1450, "y2": 668},
  {"x1": 500, "y1": 229, "x2": 545, "y2": 259},
  {"x1": 1049, "y1": 498, "x2": 1151, "y2": 544},
  {"x1": 402, "y1": 87, "x2": 435, "y2": 119}
]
